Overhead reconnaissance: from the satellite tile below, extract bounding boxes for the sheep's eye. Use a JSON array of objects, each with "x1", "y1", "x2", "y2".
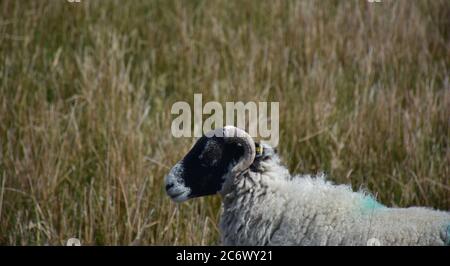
[
  {"x1": 199, "y1": 155, "x2": 219, "y2": 168},
  {"x1": 198, "y1": 152, "x2": 214, "y2": 167},
  {"x1": 200, "y1": 161, "x2": 210, "y2": 168},
  {"x1": 198, "y1": 140, "x2": 223, "y2": 167}
]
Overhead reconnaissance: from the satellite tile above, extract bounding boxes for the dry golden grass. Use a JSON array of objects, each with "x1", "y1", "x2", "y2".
[{"x1": 0, "y1": 0, "x2": 448, "y2": 245}]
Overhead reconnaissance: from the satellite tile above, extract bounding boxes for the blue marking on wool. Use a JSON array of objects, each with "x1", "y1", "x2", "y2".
[{"x1": 361, "y1": 195, "x2": 385, "y2": 212}]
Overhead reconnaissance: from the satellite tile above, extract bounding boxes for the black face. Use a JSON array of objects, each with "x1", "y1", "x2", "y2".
[{"x1": 165, "y1": 136, "x2": 245, "y2": 202}]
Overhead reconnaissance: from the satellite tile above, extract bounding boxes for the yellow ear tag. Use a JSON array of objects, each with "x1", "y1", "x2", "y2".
[{"x1": 255, "y1": 145, "x2": 264, "y2": 156}]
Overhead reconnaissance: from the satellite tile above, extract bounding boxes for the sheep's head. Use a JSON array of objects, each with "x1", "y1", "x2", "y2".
[{"x1": 165, "y1": 126, "x2": 256, "y2": 202}]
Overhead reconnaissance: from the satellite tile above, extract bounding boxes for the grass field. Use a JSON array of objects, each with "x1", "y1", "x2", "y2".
[{"x1": 0, "y1": 0, "x2": 449, "y2": 245}]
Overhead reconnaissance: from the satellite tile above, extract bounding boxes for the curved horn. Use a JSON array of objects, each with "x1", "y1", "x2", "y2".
[{"x1": 206, "y1": 125, "x2": 256, "y2": 175}]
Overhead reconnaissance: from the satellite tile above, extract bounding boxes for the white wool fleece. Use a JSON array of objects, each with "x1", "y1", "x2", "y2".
[{"x1": 219, "y1": 153, "x2": 450, "y2": 246}]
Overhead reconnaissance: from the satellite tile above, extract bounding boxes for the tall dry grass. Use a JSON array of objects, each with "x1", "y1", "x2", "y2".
[{"x1": 0, "y1": 0, "x2": 448, "y2": 245}]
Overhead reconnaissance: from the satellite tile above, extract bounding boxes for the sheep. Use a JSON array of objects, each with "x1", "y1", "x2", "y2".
[{"x1": 164, "y1": 126, "x2": 450, "y2": 246}]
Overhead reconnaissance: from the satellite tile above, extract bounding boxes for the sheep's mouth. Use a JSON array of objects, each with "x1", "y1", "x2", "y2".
[
  {"x1": 167, "y1": 189, "x2": 191, "y2": 202},
  {"x1": 165, "y1": 181, "x2": 192, "y2": 202}
]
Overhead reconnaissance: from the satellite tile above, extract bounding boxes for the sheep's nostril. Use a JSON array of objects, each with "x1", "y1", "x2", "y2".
[{"x1": 166, "y1": 183, "x2": 174, "y2": 191}]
